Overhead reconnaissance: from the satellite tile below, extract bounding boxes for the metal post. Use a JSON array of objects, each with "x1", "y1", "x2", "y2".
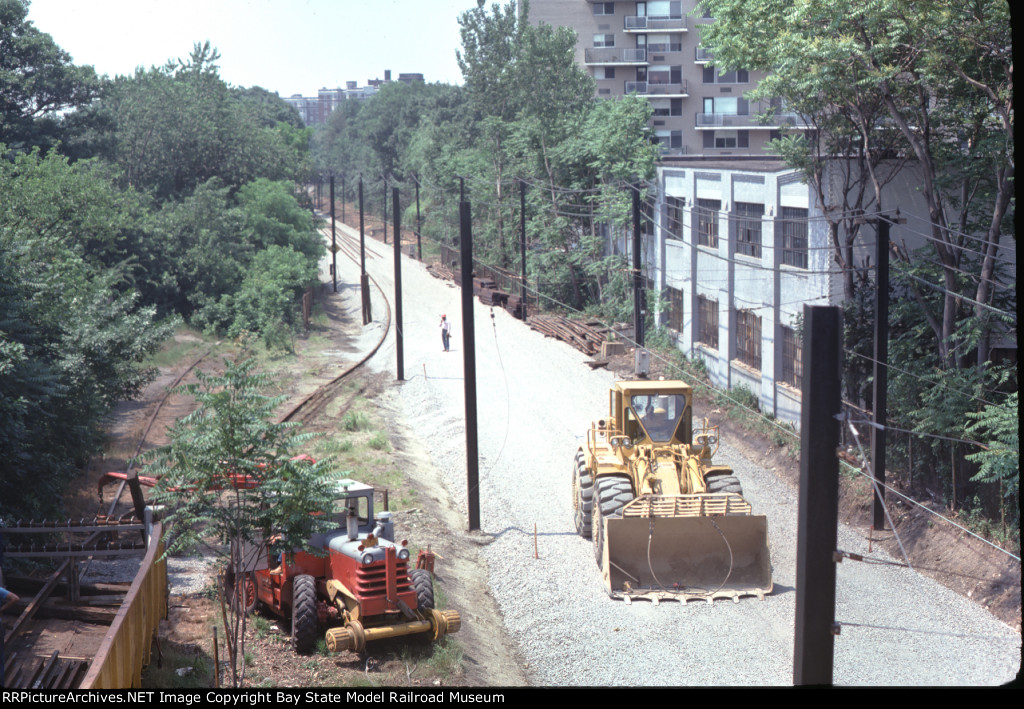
[
  {"x1": 520, "y1": 179, "x2": 528, "y2": 319},
  {"x1": 794, "y1": 305, "x2": 842, "y2": 686},
  {"x1": 632, "y1": 186, "x2": 645, "y2": 349},
  {"x1": 330, "y1": 174, "x2": 337, "y2": 293},
  {"x1": 460, "y1": 200, "x2": 480, "y2": 532},
  {"x1": 871, "y1": 219, "x2": 890, "y2": 530},
  {"x1": 383, "y1": 177, "x2": 388, "y2": 245},
  {"x1": 359, "y1": 178, "x2": 371, "y2": 325},
  {"x1": 415, "y1": 177, "x2": 422, "y2": 261},
  {"x1": 394, "y1": 187, "x2": 404, "y2": 381}
]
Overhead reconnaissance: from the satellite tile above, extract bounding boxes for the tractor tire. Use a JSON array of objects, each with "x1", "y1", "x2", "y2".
[
  {"x1": 706, "y1": 471, "x2": 743, "y2": 496},
  {"x1": 593, "y1": 476, "x2": 634, "y2": 569},
  {"x1": 411, "y1": 568, "x2": 435, "y2": 612},
  {"x1": 573, "y1": 449, "x2": 594, "y2": 539},
  {"x1": 291, "y1": 574, "x2": 318, "y2": 655}
]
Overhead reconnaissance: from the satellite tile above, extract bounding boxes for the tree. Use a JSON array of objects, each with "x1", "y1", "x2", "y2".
[
  {"x1": 142, "y1": 357, "x2": 339, "y2": 687},
  {"x1": 0, "y1": 0, "x2": 99, "y2": 154},
  {"x1": 79, "y1": 42, "x2": 305, "y2": 202}
]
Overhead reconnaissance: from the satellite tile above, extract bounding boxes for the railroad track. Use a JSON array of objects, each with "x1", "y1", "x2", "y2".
[{"x1": 280, "y1": 219, "x2": 393, "y2": 425}]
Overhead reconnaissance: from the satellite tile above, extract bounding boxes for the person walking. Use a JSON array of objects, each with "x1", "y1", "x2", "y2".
[{"x1": 440, "y1": 314, "x2": 451, "y2": 352}]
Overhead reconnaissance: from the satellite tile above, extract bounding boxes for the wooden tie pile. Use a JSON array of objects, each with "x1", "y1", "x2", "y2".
[{"x1": 527, "y1": 315, "x2": 610, "y2": 356}]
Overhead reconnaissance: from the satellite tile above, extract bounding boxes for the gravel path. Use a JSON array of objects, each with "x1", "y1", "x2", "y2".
[{"x1": 335, "y1": 224, "x2": 1020, "y2": 686}]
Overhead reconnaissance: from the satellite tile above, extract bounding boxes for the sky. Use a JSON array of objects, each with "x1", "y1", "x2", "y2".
[{"x1": 26, "y1": 0, "x2": 484, "y2": 96}]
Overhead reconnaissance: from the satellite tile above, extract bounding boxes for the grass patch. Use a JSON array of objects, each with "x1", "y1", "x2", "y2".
[
  {"x1": 342, "y1": 411, "x2": 372, "y2": 432},
  {"x1": 141, "y1": 643, "x2": 214, "y2": 689},
  {"x1": 425, "y1": 638, "x2": 464, "y2": 682},
  {"x1": 367, "y1": 432, "x2": 391, "y2": 451},
  {"x1": 251, "y1": 614, "x2": 272, "y2": 639},
  {"x1": 142, "y1": 327, "x2": 210, "y2": 369}
]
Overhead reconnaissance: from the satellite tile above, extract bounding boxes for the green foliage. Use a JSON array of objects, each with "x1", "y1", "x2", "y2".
[
  {"x1": 965, "y1": 391, "x2": 1019, "y2": 529},
  {"x1": 71, "y1": 42, "x2": 306, "y2": 202},
  {"x1": 142, "y1": 357, "x2": 340, "y2": 558},
  {"x1": 0, "y1": 0, "x2": 100, "y2": 154},
  {"x1": 0, "y1": 148, "x2": 174, "y2": 520}
]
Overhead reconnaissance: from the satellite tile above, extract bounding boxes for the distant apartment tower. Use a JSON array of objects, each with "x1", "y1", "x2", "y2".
[
  {"x1": 285, "y1": 70, "x2": 421, "y2": 125},
  {"x1": 526, "y1": 0, "x2": 805, "y2": 156}
]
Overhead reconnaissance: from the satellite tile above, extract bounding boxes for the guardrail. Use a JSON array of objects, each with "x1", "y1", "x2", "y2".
[{"x1": 79, "y1": 519, "x2": 167, "y2": 689}]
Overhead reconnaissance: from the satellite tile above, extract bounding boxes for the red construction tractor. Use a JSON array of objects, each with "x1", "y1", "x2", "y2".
[{"x1": 227, "y1": 478, "x2": 460, "y2": 654}]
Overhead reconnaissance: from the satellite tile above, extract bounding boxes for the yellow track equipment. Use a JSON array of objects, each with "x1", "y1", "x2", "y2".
[{"x1": 573, "y1": 380, "x2": 772, "y2": 603}]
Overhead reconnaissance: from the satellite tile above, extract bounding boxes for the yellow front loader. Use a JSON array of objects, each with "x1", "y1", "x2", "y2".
[{"x1": 573, "y1": 380, "x2": 772, "y2": 603}]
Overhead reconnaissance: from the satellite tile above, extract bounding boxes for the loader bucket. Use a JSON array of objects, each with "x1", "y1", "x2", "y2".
[{"x1": 600, "y1": 495, "x2": 772, "y2": 603}]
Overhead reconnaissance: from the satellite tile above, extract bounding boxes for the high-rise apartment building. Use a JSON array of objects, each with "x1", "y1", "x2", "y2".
[{"x1": 527, "y1": 0, "x2": 806, "y2": 157}]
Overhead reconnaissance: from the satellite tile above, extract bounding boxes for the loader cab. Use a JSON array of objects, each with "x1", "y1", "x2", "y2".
[{"x1": 612, "y1": 381, "x2": 693, "y2": 445}]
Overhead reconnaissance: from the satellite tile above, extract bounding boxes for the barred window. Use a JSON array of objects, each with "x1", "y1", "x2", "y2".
[
  {"x1": 667, "y1": 286, "x2": 684, "y2": 332},
  {"x1": 733, "y1": 202, "x2": 763, "y2": 258},
  {"x1": 666, "y1": 197, "x2": 684, "y2": 241},
  {"x1": 641, "y1": 195, "x2": 656, "y2": 235},
  {"x1": 695, "y1": 198, "x2": 720, "y2": 248},
  {"x1": 735, "y1": 309, "x2": 761, "y2": 370},
  {"x1": 780, "y1": 207, "x2": 808, "y2": 268},
  {"x1": 697, "y1": 295, "x2": 718, "y2": 349},
  {"x1": 781, "y1": 325, "x2": 802, "y2": 388}
]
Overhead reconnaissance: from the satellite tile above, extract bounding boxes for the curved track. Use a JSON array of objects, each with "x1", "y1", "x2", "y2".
[{"x1": 280, "y1": 217, "x2": 393, "y2": 425}]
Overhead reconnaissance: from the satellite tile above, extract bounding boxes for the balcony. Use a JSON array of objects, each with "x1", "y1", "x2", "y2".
[
  {"x1": 695, "y1": 47, "x2": 713, "y2": 64},
  {"x1": 645, "y1": 41, "x2": 683, "y2": 55},
  {"x1": 585, "y1": 47, "x2": 647, "y2": 65},
  {"x1": 696, "y1": 110, "x2": 810, "y2": 129},
  {"x1": 625, "y1": 80, "x2": 688, "y2": 97},
  {"x1": 623, "y1": 16, "x2": 688, "y2": 32}
]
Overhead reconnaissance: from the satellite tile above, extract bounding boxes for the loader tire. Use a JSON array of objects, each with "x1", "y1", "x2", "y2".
[
  {"x1": 706, "y1": 471, "x2": 743, "y2": 496},
  {"x1": 593, "y1": 476, "x2": 634, "y2": 569},
  {"x1": 291, "y1": 574, "x2": 317, "y2": 655},
  {"x1": 573, "y1": 449, "x2": 594, "y2": 539},
  {"x1": 411, "y1": 568, "x2": 435, "y2": 612}
]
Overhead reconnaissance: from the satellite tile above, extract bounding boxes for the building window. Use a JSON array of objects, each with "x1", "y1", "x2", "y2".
[
  {"x1": 666, "y1": 196, "x2": 684, "y2": 241},
  {"x1": 781, "y1": 325, "x2": 802, "y2": 388},
  {"x1": 733, "y1": 202, "x2": 763, "y2": 258},
  {"x1": 695, "y1": 198, "x2": 720, "y2": 248},
  {"x1": 592, "y1": 2, "x2": 615, "y2": 15},
  {"x1": 780, "y1": 206, "x2": 808, "y2": 268},
  {"x1": 650, "y1": 98, "x2": 682, "y2": 116},
  {"x1": 702, "y1": 66, "x2": 749, "y2": 84},
  {"x1": 593, "y1": 66, "x2": 616, "y2": 80},
  {"x1": 697, "y1": 295, "x2": 718, "y2": 349},
  {"x1": 667, "y1": 286, "x2": 684, "y2": 332},
  {"x1": 703, "y1": 130, "x2": 749, "y2": 149},
  {"x1": 654, "y1": 129, "x2": 683, "y2": 151},
  {"x1": 593, "y1": 34, "x2": 615, "y2": 48},
  {"x1": 735, "y1": 309, "x2": 762, "y2": 370}
]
